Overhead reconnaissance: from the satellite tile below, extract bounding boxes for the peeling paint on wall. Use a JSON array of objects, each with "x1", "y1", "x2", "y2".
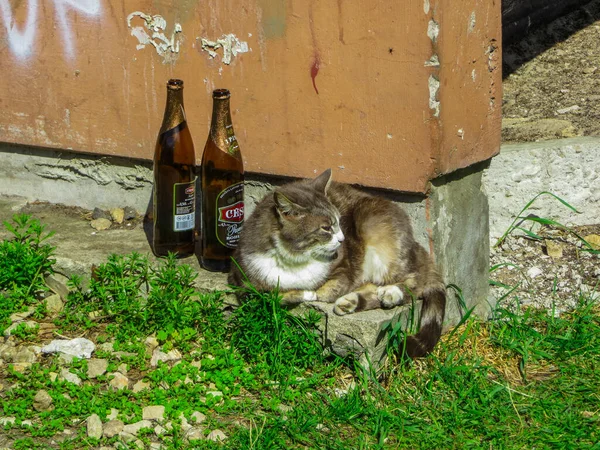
[
  {"x1": 199, "y1": 34, "x2": 249, "y2": 65},
  {"x1": 427, "y1": 20, "x2": 439, "y2": 43},
  {"x1": 126, "y1": 12, "x2": 182, "y2": 64},
  {"x1": 25, "y1": 159, "x2": 152, "y2": 189},
  {"x1": 468, "y1": 11, "x2": 476, "y2": 33},
  {"x1": 428, "y1": 75, "x2": 440, "y2": 117},
  {"x1": 425, "y1": 54, "x2": 440, "y2": 67}
]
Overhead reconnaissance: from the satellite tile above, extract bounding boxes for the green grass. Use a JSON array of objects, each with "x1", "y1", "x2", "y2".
[{"x1": 1, "y1": 214, "x2": 599, "y2": 449}]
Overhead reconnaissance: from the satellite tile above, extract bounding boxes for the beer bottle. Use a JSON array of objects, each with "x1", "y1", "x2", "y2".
[
  {"x1": 200, "y1": 89, "x2": 244, "y2": 272},
  {"x1": 152, "y1": 79, "x2": 196, "y2": 258}
]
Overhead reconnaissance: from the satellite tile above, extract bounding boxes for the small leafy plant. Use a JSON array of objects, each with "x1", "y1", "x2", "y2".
[{"x1": 0, "y1": 214, "x2": 55, "y2": 334}]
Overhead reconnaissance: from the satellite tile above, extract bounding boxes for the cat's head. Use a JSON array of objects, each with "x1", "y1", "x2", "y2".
[{"x1": 272, "y1": 169, "x2": 345, "y2": 262}]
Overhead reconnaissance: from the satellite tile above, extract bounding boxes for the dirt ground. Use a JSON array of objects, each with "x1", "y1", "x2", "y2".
[{"x1": 502, "y1": 0, "x2": 600, "y2": 141}]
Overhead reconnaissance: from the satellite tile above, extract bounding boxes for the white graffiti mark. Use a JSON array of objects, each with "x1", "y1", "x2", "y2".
[
  {"x1": 199, "y1": 34, "x2": 249, "y2": 65},
  {"x1": 55, "y1": 0, "x2": 102, "y2": 58},
  {"x1": 0, "y1": 0, "x2": 101, "y2": 59},
  {"x1": 0, "y1": 0, "x2": 38, "y2": 57},
  {"x1": 126, "y1": 12, "x2": 182, "y2": 64}
]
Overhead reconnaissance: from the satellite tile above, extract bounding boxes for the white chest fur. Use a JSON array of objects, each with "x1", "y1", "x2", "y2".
[{"x1": 247, "y1": 253, "x2": 331, "y2": 291}]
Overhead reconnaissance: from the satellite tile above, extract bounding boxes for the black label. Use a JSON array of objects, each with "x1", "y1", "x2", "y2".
[{"x1": 216, "y1": 182, "x2": 244, "y2": 248}]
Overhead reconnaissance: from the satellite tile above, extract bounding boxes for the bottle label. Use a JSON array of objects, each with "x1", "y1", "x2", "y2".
[
  {"x1": 215, "y1": 182, "x2": 244, "y2": 248},
  {"x1": 173, "y1": 179, "x2": 196, "y2": 232}
]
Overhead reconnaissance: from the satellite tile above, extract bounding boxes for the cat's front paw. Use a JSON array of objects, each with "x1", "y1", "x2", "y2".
[
  {"x1": 334, "y1": 293, "x2": 359, "y2": 315},
  {"x1": 377, "y1": 285, "x2": 404, "y2": 308}
]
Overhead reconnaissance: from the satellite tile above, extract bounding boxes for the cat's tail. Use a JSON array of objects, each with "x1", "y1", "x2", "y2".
[{"x1": 403, "y1": 252, "x2": 446, "y2": 358}]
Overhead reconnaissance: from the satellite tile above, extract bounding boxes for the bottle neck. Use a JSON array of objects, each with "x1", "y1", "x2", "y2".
[
  {"x1": 210, "y1": 97, "x2": 232, "y2": 147},
  {"x1": 160, "y1": 87, "x2": 186, "y2": 135}
]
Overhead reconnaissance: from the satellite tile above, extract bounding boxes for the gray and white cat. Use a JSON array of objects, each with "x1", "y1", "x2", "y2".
[{"x1": 228, "y1": 169, "x2": 446, "y2": 357}]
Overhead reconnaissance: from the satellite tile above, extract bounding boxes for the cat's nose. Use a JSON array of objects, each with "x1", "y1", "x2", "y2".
[{"x1": 335, "y1": 230, "x2": 345, "y2": 243}]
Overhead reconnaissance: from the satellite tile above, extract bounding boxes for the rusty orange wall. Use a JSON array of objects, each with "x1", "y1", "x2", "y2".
[{"x1": 0, "y1": 0, "x2": 500, "y2": 193}]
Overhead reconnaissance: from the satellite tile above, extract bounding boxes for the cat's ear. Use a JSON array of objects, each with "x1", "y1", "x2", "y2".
[
  {"x1": 312, "y1": 169, "x2": 332, "y2": 194},
  {"x1": 274, "y1": 192, "x2": 301, "y2": 217}
]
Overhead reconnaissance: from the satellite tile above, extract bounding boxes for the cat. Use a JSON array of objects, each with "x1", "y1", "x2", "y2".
[{"x1": 228, "y1": 169, "x2": 446, "y2": 357}]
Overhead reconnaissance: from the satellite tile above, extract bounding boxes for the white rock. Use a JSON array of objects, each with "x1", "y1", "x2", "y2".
[
  {"x1": 41, "y1": 338, "x2": 95, "y2": 359},
  {"x1": 87, "y1": 359, "x2": 108, "y2": 378},
  {"x1": 87, "y1": 414, "x2": 103, "y2": 439},
  {"x1": 60, "y1": 368, "x2": 82, "y2": 385},
  {"x1": 187, "y1": 427, "x2": 205, "y2": 441},
  {"x1": 191, "y1": 411, "x2": 206, "y2": 424},
  {"x1": 123, "y1": 420, "x2": 153, "y2": 436},
  {"x1": 143, "y1": 405, "x2": 165, "y2": 422},
  {"x1": 103, "y1": 419, "x2": 124, "y2": 438},
  {"x1": 207, "y1": 429, "x2": 227, "y2": 441},
  {"x1": 108, "y1": 372, "x2": 129, "y2": 390},
  {"x1": 527, "y1": 267, "x2": 543, "y2": 279},
  {"x1": 132, "y1": 379, "x2": 151, "y2": 393}
]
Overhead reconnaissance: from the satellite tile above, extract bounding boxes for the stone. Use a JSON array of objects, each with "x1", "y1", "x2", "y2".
[
  {"x1": 4, "y1": 320, "x2": 38, "y2": 337},
  {"x1": 144, "y1": 336, "x2": 159, "y2": 355},
  {"x1": 123, "y1": 206, "x2": 137, "y2": 220},
  {"x1": 190, "y1": 411, "x2": 206, "y2": 424},
  {"x1": 143, "y1": 405, "x2": 165, "y2": 422},
  {"x1": 207, "y1": 429, "x2": 227, "y2": 442},
  {"x1": 103, "y1": 419, "x2": 124, "y2": 438},
  {"x1": 91, "y1": 218, "x2": 112, "y2": 231},
  {"x1": 108, "y1": 372, "x2": 129, "y2": 390},
  {"x1": 9, "y1": 307, "x2": 35, "y2": 322},
  {"x1": 41, "y1": 338, "x2": 95, "y2": 359},
  {"x1": 87, "y1": 414, "x2": 103, "y2": 439},
  {"x1": 150, "y1": 348, "x2": 182, "y2": 367},
  {"x1": 527, "y1": 267, "x2": 543, "y2": 279},
  {"x1": 45, "y1": 294, "x2": 64, "y2": 316},
  {"x1": 33, "y1": 389, "x2": 53, "y2": 412},
  {"x1": 87, "y1": 358, "x2": 108, "y2": 378},
  {"x1": 178, "y1": 413, "x2": 192, "y2": 431},
  {"x1": 107, "y1": 408, "x2": 120, "y2": 420},
  {"x1": 45, "y1": 273, "x2": 70, "y2": 299},
  {"x1": 117, "y1": 363, "x2": 128, "y2": 375},
  {"x1": 92, "y1": 207, "x2": 111, "y2": 220},
  {"x1": 132, "y1": 379, "x2": 151, "y2": 393},
  {"x1": 154, "y1": 424, "x2": 168, "y2": 436},
  {"x1": 186, "y1": 427, "x2": 205, "y2": 441},
  {"x1": 13, "y1": 347, "x2": 37, "y2": 364},
  {"x1": 60, "y1": 368, "x2": 82, "y2": 385},
  {"x1": 584, "y1": 234, "x2": 600, "y2": 250},
  {"x1": 10, "y1": 362, "x2": 32, "y2": 373},
  {"x1": 545, "y1": 240, "x2": 563, "y2": 258},
  {"x1": 110, "y1": 208, "x2": 125, "y2": 224},
  {"x1": 122, "y1": 420, "x2": 153, "y2": 435}
]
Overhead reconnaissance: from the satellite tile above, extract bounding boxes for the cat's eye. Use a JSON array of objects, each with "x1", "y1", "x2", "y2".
[{"x1": 321, "y1": 225, "x2": 332, "y2": 232}]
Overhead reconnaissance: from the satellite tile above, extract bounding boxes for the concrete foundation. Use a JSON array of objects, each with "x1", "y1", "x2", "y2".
[{"x1": 0, "y1": 142, "x2": 494, "y2": 367}]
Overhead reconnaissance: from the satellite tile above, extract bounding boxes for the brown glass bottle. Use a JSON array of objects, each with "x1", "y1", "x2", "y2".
[
  {"x1": 152, "y1": 79, "x2": 196, "y2": 258},
  {"x1": 201, "y1": 89, "x2": 244, "y2": 272}
]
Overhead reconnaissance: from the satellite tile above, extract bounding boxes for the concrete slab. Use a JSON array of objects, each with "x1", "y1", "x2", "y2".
[{"x1": 484, "y1": 137, "x2": 600, "y2": 244}]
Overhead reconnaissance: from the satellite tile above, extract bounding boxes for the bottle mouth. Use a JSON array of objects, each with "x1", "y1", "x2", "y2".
[
  {"x1": 213, "y1": 89, "x2": 230, "y2": 99},
  {"x1": 167, "y1": 79, "x2": 184, "y2": 89}
]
